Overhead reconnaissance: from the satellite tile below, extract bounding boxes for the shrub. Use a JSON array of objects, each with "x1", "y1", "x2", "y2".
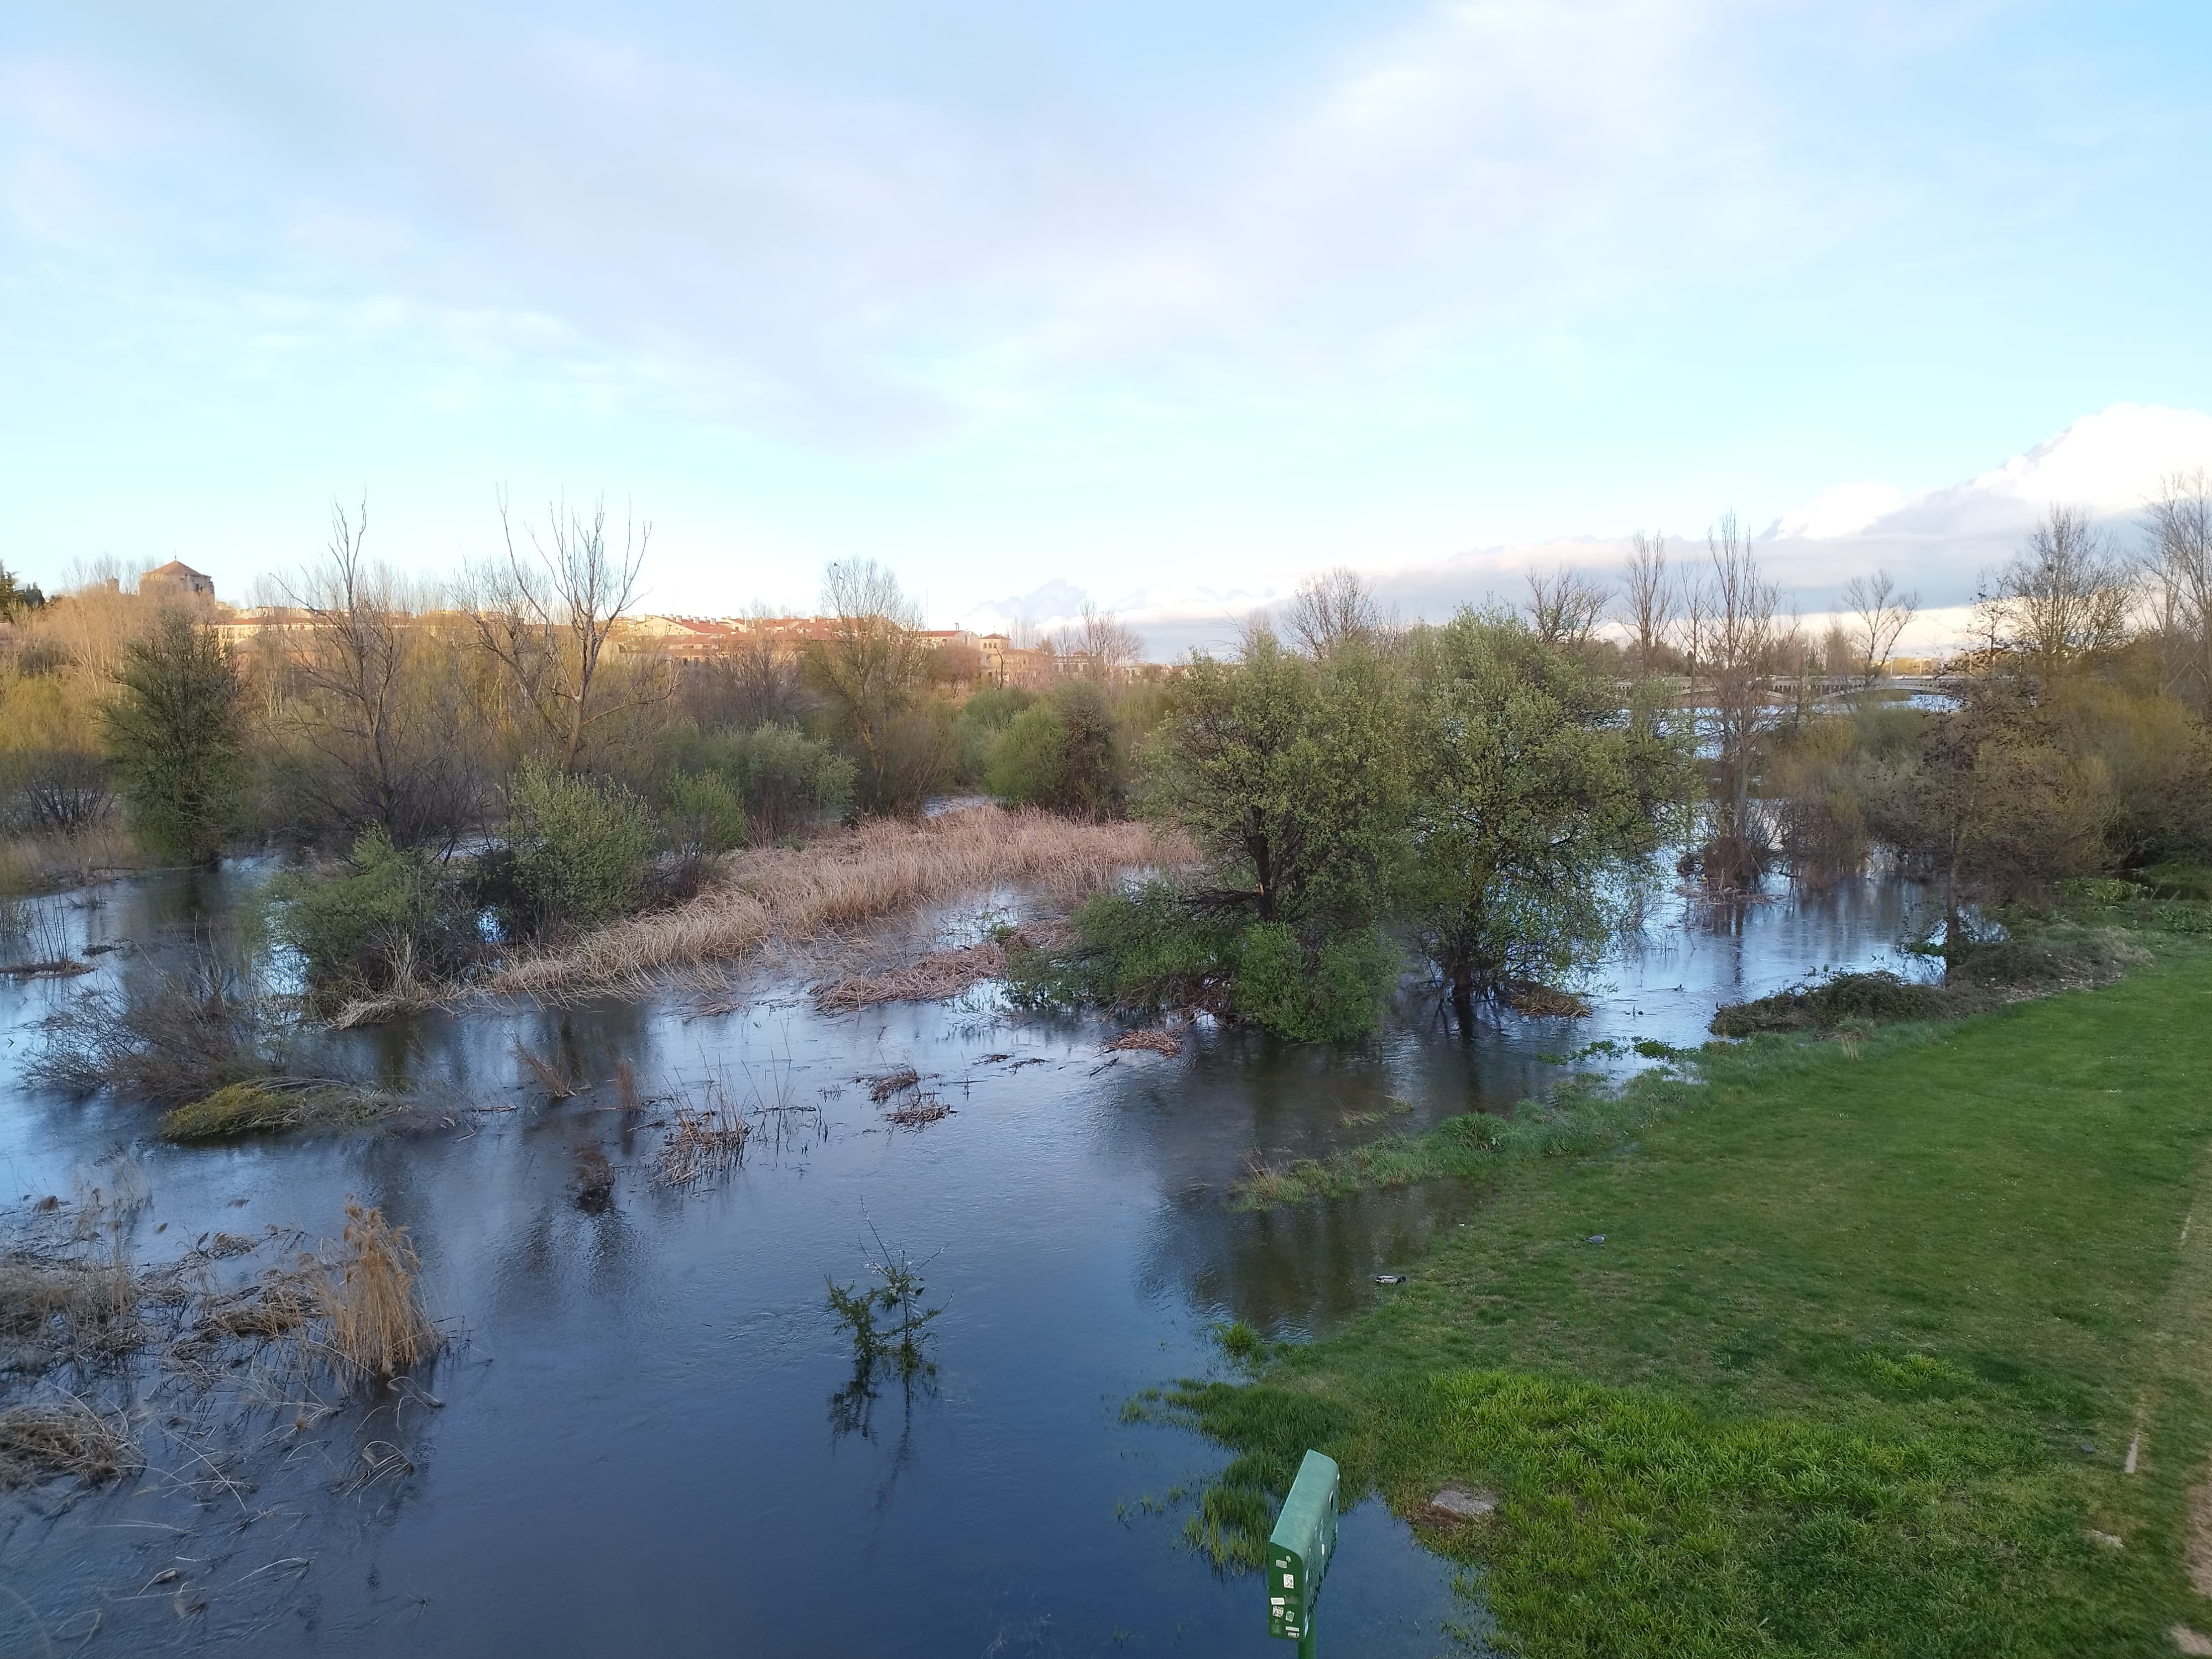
[
  {"x1": 1711, "y1": 971, "x2": 1947, "y2": 1036},
  {"x1": 502, "y1": 761, "x2": 657, "y2": 933},
  {"x1": 664, "y1": 770, "x2": 748, "y2": 858},
  {"x1": 985, "y1": 681, "x2": 1128, "y2": 821},
  {"x1": 690, "y1": 724, "x2": 855, "y2": 842},
  {"x1": 1010, "y1": 883, "x2": 1397, "y2": 1041},
  {"x1": 99, "y1": 612, "x2": 247, "y2": 864},
  {"x1": 1231, "y1": 921, "x2": 1399, "y2": 1042},
  {"x1": 270, "y1": 828, "x2": 478, "y2": 1009}
]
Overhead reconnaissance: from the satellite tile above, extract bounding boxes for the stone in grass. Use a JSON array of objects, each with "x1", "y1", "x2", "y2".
[
  {"x1": 2173, "y1": 1625, "x2": 2212, "y2": 1656},
  {"x1": 1425, "y1": 1486, "x2": 1499, "y2": 1521}
]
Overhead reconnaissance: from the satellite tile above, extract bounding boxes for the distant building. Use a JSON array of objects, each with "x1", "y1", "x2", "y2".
[{"x1": 139, "y1": 560, "x2": 215, "y2": 600}]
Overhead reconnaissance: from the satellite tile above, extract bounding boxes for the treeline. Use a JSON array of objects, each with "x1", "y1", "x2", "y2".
[{"x1": 7, "y1": 477, "x2": 2212, "y2": 1040}]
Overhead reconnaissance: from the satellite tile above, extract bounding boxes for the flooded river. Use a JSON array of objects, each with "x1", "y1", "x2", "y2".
[{"x1": 0, "y1": 864, "x2": 1934, "y2": 1656}]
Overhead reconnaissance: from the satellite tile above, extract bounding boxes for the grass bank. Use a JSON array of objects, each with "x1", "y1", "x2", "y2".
[
  {"x1": 487, "y1": 805, "x2": 1183, "y2": 1004},
  {"x1": 1173, "y1": 914, "x2": 2212, "y2": 1655}
]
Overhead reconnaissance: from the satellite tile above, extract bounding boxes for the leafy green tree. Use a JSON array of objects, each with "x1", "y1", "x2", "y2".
[
  {"x1": 269, "y1": 828, "x2": 477, "y2": 1010},
  {"x1": 1138, "y1": 632, "x2": 1414, "y2": 1037},
  {"x1": 1405, "y1": 611, "x2": 1693, "y2": 1029},
  {"x1": 1871, "y1": 677, "x2": 2116, "y2": 951},
  {"x1": 1150, "y1": 631, "x2": 1411, "y2": 929},
  {"x1": 100, "y1": 612, "x2": 247, "y2": 864}
]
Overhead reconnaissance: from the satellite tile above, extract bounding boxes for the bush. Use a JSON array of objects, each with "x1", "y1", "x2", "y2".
[
  {"x1": 687, "y1": 724, "x2": 855, "y2": 842},
  {"x1": 1711, "y1": 971, "x2": 1947, "y2": 1036},
  {"x1": 985, "y1": 681, "x2": 1128, "y2": 821},
  {"x1": 664, "y1": 771, "x2": 748, "y2": 858},
  {"x1": 1009, "y1": 883, "x2": 1398, "y2": 1041},
  {"x1": 1230, "y1": 922, "x2": 1399, "y2": 1042},
  {"x1": 502, "y1": 761, "x2": 657, "y2": 933},
  {"x1": 270, "y1": 829, "x2": 479, "y2": 1009},
  {"x1": 1006, "y1": 882, "x2": 1239, "y2": 1016}
]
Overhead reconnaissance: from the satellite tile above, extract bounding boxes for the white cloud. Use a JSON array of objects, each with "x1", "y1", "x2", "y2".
[{"x1": 1033, "y1": 404, "x2": 2212, "y2": 660}]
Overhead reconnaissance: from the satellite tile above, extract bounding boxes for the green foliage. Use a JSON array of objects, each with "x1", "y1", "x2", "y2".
[
  {"x1": 984, "y1": 680, "x2": 1128, "y2": 820},
  {"x1": 1405, "y1": 612, "x2": 1694, "y2": 1022},
  {"x1": 1150, "y1": 633, "x2": 1413, "y2": 930},
  {"x1": 662, "y1": 770, "x2": 748, "y2": 857},
  {"x1": 1184, "y1": 932, "x2": 2212, "y2": 1653},
  {"x1": 502, "y1": 760, "x2": 657, "y2": 932},
  {"x1": 269, "y1": 828, "x2": 478, "y2": 1008},
  {"x1": 1006, "y1": 881, "x2": 1239, "y2": 1015},
  {"x1": 1710, "y1": 969, "x2": 1949, "y2": 1036},
  {"x1": 1228, "y1": 920, "x2": 1399, "y2": 1041},
  {"x1": 99, "y1": 612, "x2": 247, "y2": 864}
]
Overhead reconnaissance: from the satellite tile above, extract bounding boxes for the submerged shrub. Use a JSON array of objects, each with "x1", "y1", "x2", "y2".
[
  {"x1": 1010, "y1": 883, "x2": 1397, "y2": 1041},
  {"x1": 270, "y1": 828, "x2": 479, "y2": 1009}
]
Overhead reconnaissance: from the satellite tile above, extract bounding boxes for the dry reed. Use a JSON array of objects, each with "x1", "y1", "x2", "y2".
[
  {"x1": 316, "y1": 1203, "x2": 438, "y2": 1382},
  {"x1": 814, "y1": 939, "x2": 1008, "y2": 1012},
  {"x1": 491, "y1": 807, "x2": 1187, "y2": 1003},
  {"x1": 515, "y1": 1041, "x2": 580, "y2": 1098}
]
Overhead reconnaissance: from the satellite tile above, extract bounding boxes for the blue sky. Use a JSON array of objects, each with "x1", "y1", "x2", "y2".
[{"x1": 6, "y1": 2, "x2": 2211, "y2": 649}]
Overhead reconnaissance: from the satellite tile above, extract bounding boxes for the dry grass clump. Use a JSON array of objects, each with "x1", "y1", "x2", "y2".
[
  {"x1": 1107, "y1": 1026, "x2": 1185, "y2": 1057},
  {"x1": 158, "y1": 1079, "x2": 387, "y2": 1141},
  {"x1": 1500, "y1": 982, "x2": 1595, "y2": 1018},
  {"x1": 0, "y1": 1399, "x2": 143, "y2": 1491},
  {"x1": 815, "y1": 938, "x2": 1009, "y2": 1011},
  {"x1": 656, "y1": 1073, "x2": 753, "y2": 1186},
  {"x1": 1, "y1": 1243, "x2": 139, "y2": 1372},
  {"x1": 316, "y1": 1203, "x2": 437, "y2": 1382},
  {"x1": 883, "y1": 1092, "x2": 952, "y2": 1129},
  {"x1": 492, "y1": 807, "x2": 1187, "y2": 1002},
  {"x1": 862, "y1": 1065, "x2": 922, "y2": 1103}
]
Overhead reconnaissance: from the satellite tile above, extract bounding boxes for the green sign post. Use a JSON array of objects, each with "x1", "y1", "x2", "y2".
[{"x1": 1266, "y1": 1449, "x2": 1339, "y2": 1656}]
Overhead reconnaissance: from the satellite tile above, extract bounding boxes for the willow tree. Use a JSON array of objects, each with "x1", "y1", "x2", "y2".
[{"x1": 1406, "y1": 610, "x2": 1692, "y2": 1031}]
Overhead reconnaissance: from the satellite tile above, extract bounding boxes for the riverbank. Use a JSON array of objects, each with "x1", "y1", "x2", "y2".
[{"x1": 1173, "y1": 912, "x2": 2212, "y2": 1654}]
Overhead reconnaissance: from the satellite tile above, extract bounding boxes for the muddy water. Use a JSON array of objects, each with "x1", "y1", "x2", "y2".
[{"x1": 0, "y1": 867, "x2": 1934, "y2": 1656}]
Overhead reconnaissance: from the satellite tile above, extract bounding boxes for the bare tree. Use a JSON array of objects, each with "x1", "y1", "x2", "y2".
[
  {"x1": 280, "y1": 499, "x2": 471, "y2": 842},
  {"x1": 2143, "y1": 469, "x2": 2212, "y2": 708},
  {"x1": 1989, "y1": 505, "x2": 2131, "y2": 664},
  {"x1": 1618, "y1": 532, "x2": 1674, "y2": 672},
  {"x1": 1285, "y1": 567, "x2": 1381, "y2": 659},
  {"x1": 810, "y1": 558, "x2": 928, "y2": 806},
  {"x1": 1524, "y1": 566, "x2": 1613, "y2": 650},
  {"x1": 1053, "y1": 601, "x2": 1144, "y2": 677},
  {"x1": 465, "y1": 495, "x2": 662, "y2": 771},
  {"x1": 1702, "y1": 512, "x2": 1778, "y2": 885},
  {"x1": 1840, "y1": 568, "x2": 1921, "y2": 688},
  {"x1": 1677, "y1": 570, "x2": 1711, "y2": 694}
]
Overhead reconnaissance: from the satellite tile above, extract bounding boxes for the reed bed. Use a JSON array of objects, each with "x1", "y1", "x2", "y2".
[
  {"x1": 656, "y1": 1074, "x2": 752, "y2": 1186},
  {"x1": 491, "y1": 807, "x2": 1186, "y2": 1003}
]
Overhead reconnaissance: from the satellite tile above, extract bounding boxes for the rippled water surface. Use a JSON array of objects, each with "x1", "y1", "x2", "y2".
[{"x1": 0, "y1": 866, "x2": 1935, "y2": 1656}]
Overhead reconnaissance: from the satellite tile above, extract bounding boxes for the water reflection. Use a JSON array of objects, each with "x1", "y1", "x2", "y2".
[{"x1": 0, "y1": 863, "x2": 1932, "y2": 1657}]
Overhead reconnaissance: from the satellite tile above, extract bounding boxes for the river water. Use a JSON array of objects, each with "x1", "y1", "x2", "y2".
[{"x1": 0, "y1": 864, "x2": 1934, "y2": 1657}]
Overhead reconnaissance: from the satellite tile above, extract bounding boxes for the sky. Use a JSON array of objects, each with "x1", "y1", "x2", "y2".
[{"x1": 6, "y1": 1, "x2": 2212, "y2": 655}]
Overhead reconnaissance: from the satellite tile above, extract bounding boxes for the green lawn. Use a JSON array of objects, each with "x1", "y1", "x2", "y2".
[{"x1": 1173, "y1": 922, "x2": 2212, "y2": 1655}]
